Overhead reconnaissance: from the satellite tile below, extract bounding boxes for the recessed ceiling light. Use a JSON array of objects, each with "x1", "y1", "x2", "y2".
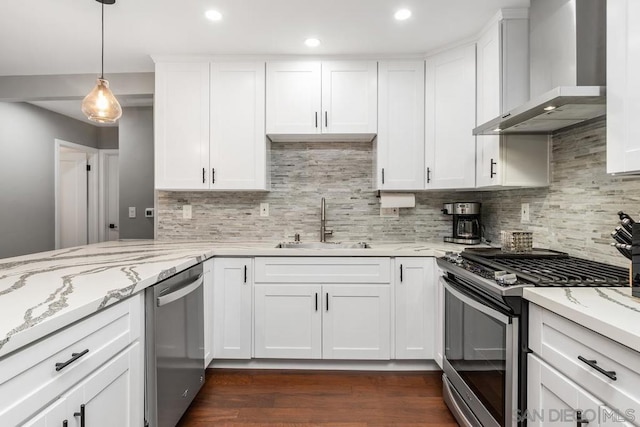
[
  {"x1": 394, "y1": 9, "x2": 412, "y2": 21},
  {"x1": 205, "y1": 10, "x2": 223, "y2": 21},
  {"x1": 543, "y1": 105, "x2": 556, "y2": 111},
  {"x1": 305, "y1": 38, "x2": 321, "y2": 48},
  {"x1": 493, "y1": 128, "x2": 502, "y2": 132}
]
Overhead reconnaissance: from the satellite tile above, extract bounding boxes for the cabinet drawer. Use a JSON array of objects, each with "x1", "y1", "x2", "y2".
[
  {"x1": 254, "y1": 257, "x2": 391, "y2": 283},
  {"x1": 529, "y1": 303, "x2": 640, "y2": 419},
  {"x1": 0, "y1": 294, "x2": 142, "y2": 426}
]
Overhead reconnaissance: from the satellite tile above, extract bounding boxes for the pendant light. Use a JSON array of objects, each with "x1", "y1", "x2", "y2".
[{"x1": 82, "y1": 0, "x2": 122, "y2": 123}]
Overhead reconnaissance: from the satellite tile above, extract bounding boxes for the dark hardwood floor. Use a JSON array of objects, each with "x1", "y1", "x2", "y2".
[{"x1": 176, "y1": 369, "x2": 459, "y2": 426}]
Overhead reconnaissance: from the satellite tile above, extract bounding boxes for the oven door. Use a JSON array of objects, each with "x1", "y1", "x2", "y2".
[{"x1": 442, "y1": 275, "x2": 519, "y2": 427}]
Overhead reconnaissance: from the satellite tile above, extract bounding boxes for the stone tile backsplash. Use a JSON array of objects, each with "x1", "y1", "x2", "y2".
[{"x1": 157, "y1": 117, "x2": 640, "y2": 267}]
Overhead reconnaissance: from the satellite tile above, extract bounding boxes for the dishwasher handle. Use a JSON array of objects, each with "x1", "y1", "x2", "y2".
[{"x1": 157, "y1": 274, "x2": 204, "y2": 307}]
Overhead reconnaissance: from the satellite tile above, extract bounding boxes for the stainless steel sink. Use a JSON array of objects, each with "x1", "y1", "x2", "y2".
[{"x1": 275, "y1": 242, "x2": 370, "y2": 249}]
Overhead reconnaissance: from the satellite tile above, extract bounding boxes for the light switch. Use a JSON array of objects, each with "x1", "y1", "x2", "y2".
[
  {"x1": 260, "y1": 203, "x2": 269, "y2": 217},
  {"x1": 128, "y1": 207, "x2": 136, "y2": 218}
]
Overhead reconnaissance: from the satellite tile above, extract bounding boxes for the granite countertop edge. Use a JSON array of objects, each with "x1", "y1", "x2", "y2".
[
  {"x1": 0, "y1": 239, "x2": 466, "y2": 358},
  {"x1": 523, "y1": 287, "x2": 640, "y2": 354}
]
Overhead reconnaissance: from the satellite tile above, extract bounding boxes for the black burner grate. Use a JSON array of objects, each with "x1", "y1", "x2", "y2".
[{"x1": 488, "y1": 257, "x2": 628, "y2": 286}]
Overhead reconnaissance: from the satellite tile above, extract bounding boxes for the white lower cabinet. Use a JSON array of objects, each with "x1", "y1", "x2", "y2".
[
  {"x1": 323, "y1": 285, "x2": 391, "y2": 360},
  {"x1": 254, "y1": 284, "x2": 322, "y2": 359},
  {"x1": 212, "y1": 258, "x2": 252, "y2": 359},
  {"x1": 434, "y1": 273, "x2": 445, "y2": 369},
  {"x1": 528, "y1": 354, "x2": 633, "y2": 427},
  {"x1": 528, "y1": 304, "x2": 639, "y2": 426},
  {"x1": 2, "y1": 295, "x2": 144, "y2": 427},
  {"x1": 253, "y1": 257, "x2": 392, "y2": 360},
  {"x1": 254, "y1": 284, "x2": 391, "y2": 360},
  {"x1": 394, "y1": 258, "x2": 435, "y2": 360}
]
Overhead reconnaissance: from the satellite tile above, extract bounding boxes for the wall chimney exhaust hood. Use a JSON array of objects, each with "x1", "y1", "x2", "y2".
[{"x1": 474, "y1": 0, "x2": 606, "y2": 136}]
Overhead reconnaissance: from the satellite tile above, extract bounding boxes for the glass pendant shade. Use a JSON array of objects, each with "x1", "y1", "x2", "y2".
[{"x1": 82, "y1": 78, "x2": 122, "y2": 123}]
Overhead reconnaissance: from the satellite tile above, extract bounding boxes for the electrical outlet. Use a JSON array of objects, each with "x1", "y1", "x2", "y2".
[
  {"x1": 145, "y1": 208, "x2": 154, "y2": 218},
  {"x1": 380, "y1": 207, "x2": 399, "y2": 218},
  {"x1": 521, "y1": 203, "x2": 530, "y2": 223},
  {"x1": 260, "y1": 203, "x2": 269, "y2": 217},
  {"x1": 183, "y1": 205, "x2": 192, "y2": 219},
  {"x1": 128, "y1": 207, "x2": 136, "y2": 218}
]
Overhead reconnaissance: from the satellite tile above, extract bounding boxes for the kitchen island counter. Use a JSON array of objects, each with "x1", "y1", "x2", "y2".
[
  {"x1": 524, "y1": 287, "x2": 640, "y2": 353},
  {"x1": 0, "y1": 239, "x2": 470, "y2": 358}
]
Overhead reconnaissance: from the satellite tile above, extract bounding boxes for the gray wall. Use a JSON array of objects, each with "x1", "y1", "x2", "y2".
[
  {"x1": 0, "y1": 102, "x2": 99, "y2": 258},
  {"x1": 98, "y1": 127, "x2": 119, "y2": 149},
  {"x1": 118, "y1": 107, "x2": 154, "y2": 239}
]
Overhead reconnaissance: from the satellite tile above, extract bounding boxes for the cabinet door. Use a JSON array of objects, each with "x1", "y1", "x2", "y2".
[
  {"x1": 213, "y1": 258, "x2": 252, "y2": 359},
  {"x1": 322, "y1": 285, "x2": 391, "y2": 360},
  {"x1": 203, "y1": 259, "x2": 214, "y2": 367},
  {"x1": 377, "y1": 61, "x2": 425, "y2": 190},
  {"x1": 527, "y1": 354, "x2": 633, "y2": 427},
  {"x1": 607, "y1": 0, "x2": 640, "y2": 174},
  {"x1": 266, "y1": 61, "x2": 321, "y2": 134},
  {"x1": 254, "y1": 284, "x2": 322, "y2": 359},
  {"x1": 321, "y1": 61, "x2": 377, "y2": 134},
  {"x1": 66, "y1": 343, "x2": 143, "y2": 427},
  {"x1": 21, "y1": 396, "x2": 68, "y2": 427},
  {"x1": 395, "y1": 258, "x2": 435, "y2": 359},
  {"x1": 210, "y1": 62, "x2": 267, "y2": 190},
  {"x1": 425, "y1": 44, "x2": 476, "y2": 189},
  {"x1": 155, "y1": 62, "x2": 210, "y2": 190}
]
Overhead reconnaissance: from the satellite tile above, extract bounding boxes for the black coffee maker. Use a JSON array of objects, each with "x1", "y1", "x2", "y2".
[{"x1": 442, "y1": 202, "x2": 481, "y2": 244}]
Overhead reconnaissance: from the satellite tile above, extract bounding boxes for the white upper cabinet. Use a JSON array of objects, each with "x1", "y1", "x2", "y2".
[
  {"x1": 154, "y1": 60, "x2": 267, "y2": 191},
  {"x1": 377, "y1": 60, "x2": 425, "y2": 190},
  {"x1": 321, "y1": 61, "x2": 378, "y2": 134},
  {"x1": 266, "y1": 61, "x2": 377, "y2": 138},
  {"x1": 155, "y1": 62, "x2": 210, "y2": 190},
  {"x1": 475, "y1": 10, "x2": 550, "y2": 189},
  {"x1": 210, "y1": 62, "x2": 267, "y2": 190},
  {"x1": 425, "y1": 44, "x2": 476, "y2": 189},
  {"x1": 266, "y1": 61, "x2": 321, "y2": 135},
  {"x1": 607, "y1": 0, "x2": 640, "y2": 175}
]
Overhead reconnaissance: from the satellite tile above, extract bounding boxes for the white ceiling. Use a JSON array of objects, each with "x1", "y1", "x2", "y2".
[{"x1": 0, "y1": 0, "x2": 529, "y2": 77}]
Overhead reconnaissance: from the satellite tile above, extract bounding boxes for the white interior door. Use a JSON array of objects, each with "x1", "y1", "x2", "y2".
[
  {"x1": 102, "y1": 151, "x2": 119, "y2": 241},
  {"x1": 59, "y1": 151, "x2": 88, "y2": 248}
]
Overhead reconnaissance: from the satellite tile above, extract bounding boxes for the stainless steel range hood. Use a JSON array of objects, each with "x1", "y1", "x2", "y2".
[{"x1": 474, "y1": 0, "x2": 606, "y2": 136}]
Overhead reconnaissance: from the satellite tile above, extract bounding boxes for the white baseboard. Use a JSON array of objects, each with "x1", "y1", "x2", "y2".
[{"x1": 208, "y1": 359, "x2": 440, "y2": 371}]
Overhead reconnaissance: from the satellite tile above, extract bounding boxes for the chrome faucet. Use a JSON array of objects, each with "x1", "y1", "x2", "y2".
[{"x1": 320, "y1": 198, "x2": 333, "y2": 242}]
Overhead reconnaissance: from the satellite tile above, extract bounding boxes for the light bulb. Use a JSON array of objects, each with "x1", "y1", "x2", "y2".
[{"x1": 82, "y1": 78, "x2": 122, "y2": 123}]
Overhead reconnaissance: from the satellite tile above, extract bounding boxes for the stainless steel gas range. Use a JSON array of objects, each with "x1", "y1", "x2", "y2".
[{"x1": 436, "y1": 248, "x2": 628, "y2": 427}]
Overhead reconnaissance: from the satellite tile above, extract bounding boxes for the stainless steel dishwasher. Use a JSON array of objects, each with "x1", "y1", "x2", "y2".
[{"x1": 145, "y1": 263, "x2": 205, "y2": 427}]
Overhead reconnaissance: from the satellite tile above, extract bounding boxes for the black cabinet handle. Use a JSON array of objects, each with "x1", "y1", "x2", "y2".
[
  {"x1": 202, "y1": 167, "x2": 205, "y2": 184},
  {"x1": 315, "y1": 293, "x2": 318, "y2": 311},
  {"x1": 426, "y1": 167, "x2": 431, "y2": 183},
  {"x1": 400, "y1": 264, "x2": 403, "y2": 282},
  {"x1": 74, "y1": 404, "x2": 85, "y2": 427},
  {"x1": 212, "y1": 168, "x2": 215, "y2": 184},
  {"x1": 244, "y1": 265, "x2": 247, "y2": 283},
  {"x1": 578, "y1": 355, "x2": 617, "y2": 381},
  {"x1": 382, "y1": 168, "x2": 385, "y2": 184},
  {"x1": 576, "y1": 410, "x2": 590, "y2": 425},
  {"x1": 315, "y1": 112, "x2": 318, "y2": 128},
  {"x1": 326, "y1": 293, "x2": 329, "y2": 311},
  {"x1": 490, "y1": 158, "x2": 497, "y2": 178},
  {"x1": 325, "y1": 111, "x2": 328, "y2": 127},
  {"x1": 55, "y1": 349, "x2": 89, "y2": 372}
]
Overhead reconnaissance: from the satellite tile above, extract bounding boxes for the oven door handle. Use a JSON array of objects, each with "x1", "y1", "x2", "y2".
[
  {"x1": 157, "y1": 274, "x2": 204, "y2": 307},
  {"x1": 444, "y1": 278, "x2": 511, "y2": 325}
]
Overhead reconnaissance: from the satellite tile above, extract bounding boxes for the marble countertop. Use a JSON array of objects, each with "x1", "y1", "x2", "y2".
[
  {"x1": 524, "y1": 287, "x2": 640, "y2": 353},
  {"x1": 0, "y1": 239, "x2": 470, "y2": 358}
]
